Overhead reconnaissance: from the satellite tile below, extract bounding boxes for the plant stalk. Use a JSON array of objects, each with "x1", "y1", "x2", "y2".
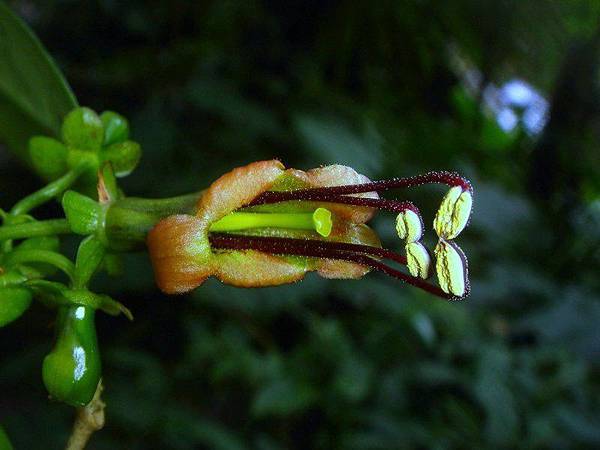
[
  {"x1": 104, "y1": 192, "x2": 200, "y2": 250},
  {"x1": 0, "y1": 219, "x2": 71, "y2": 241},
  {"x1": 65, "y1": 380, "x2": 105, "y2": 450}
]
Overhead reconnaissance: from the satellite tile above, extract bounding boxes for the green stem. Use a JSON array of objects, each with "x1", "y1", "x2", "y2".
[
  {"x1": 5, "y1": 249, "x2": 75, "y2": 282},
  {"x1": 11, "y1": 165, "x2": 88, "y2": 216},
  {"x1": 0, "y1": 219, "x2": 71, "y2": 241},
  {"x1": 104, "y1": 193, "x2": 200, "y2": 250}
]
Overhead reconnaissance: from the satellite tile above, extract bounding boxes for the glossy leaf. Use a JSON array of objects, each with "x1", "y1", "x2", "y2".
[{"x1": 0, "y1": 2, "x2": 77, "y2": 167}]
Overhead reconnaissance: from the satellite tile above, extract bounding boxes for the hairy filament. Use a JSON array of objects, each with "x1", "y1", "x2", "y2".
[
  {"x1": 249, "y1": 171, "x2": 471, "y2": 207},
  {"x1": 249, "y1": 194, "x2": 419, "y2": 214},
  {"x1": 209, "y1": 233, "x2": 455, "y2": 299}
]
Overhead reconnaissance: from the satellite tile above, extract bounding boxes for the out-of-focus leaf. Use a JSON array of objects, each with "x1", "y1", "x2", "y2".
[
  {"x1": 0, "y1": 424, "x2": 13, "y2": 450},
  {"x1": 554, "y1": 406, "x2": 600, "y2": 445},
  {"x1": 293, "y1": 115, "x2": 383, "y2": 174},
  {"x1": 473, "y1": 347, "x2": 518, "y2": 446},
  {"x1": 0, "y1": 2, "x2": 77, "y2": 165},
  {"x1": 518, "y1": 288, "x2": 600, "y2": 360},
  {"x1": 252, "y1": 379, "x2": 317, "y2": 417},
  {"x1": 334, "y1": 356, "x2": 372, "y2": 403},
  {"x1": 162, "y1": 408, "x2": 247, "y2": 450}
]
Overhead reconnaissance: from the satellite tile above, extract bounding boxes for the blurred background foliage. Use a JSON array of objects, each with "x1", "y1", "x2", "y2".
[{"x1": 1, "y1": 0, "x2": 600, "y2": 449}]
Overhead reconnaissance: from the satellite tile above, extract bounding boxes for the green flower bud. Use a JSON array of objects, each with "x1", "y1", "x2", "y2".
[
  {"x1": 29, "y1": 136, "x2": 68, "y2": 180},
  {"x1": 42, "y1": 305, "x2": 101, "y2": 407},
  {"x1": 66, "y1": 148, "x2": 99, "y2": 171},
  {"x1": 62, "y1": 191, "x2": 103, "y2": 235},
  {"x1": 62, "y1": 107, "x2": 104, "y2": 151},
  {"x1": 0, "y1": 287, "x2": 32, "y2": 327},
  {"x1": 101, "y1": 111, "x2": 129, "y2": 146},
  {"x1": 101, "y1": 141, "x2": 141, "y2": 177},
  {"x1": 63, "y1": 149, "x2": 101, "y2": 198}
]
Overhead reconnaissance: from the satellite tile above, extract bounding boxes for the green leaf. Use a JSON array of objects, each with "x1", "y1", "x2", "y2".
[
  {"x1": 252, "y1": 379, "x2": 317, "y2": 418},
  {"x1": 0, "y1": 2, "x2": 77, "y2": 167},
  {"x1": 0, "y1": 425, "x2": 14, "y2": 450}
]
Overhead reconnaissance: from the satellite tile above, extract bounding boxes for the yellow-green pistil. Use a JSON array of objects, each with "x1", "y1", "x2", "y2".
[{"x1": 209, "y1": 207, "x2": 333, "y2": 237}]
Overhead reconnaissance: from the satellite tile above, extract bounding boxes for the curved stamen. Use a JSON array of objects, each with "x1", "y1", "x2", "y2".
[
  {"x1": 209, "y1": 233, "x2": 457, "y2": 299},
  {"x1": 249, "y1": 171, "x2": 471, "y2": 207},
  {"x1": 210, "y1": 233, "x2": 407, "y2": 265}
]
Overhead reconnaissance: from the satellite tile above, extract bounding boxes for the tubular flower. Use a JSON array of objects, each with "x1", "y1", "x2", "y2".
[{"x1": 147, "y1": 161, "x2": 473, "y2": 300}]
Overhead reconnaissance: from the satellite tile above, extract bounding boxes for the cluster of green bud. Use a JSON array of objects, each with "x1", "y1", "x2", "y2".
[
  {"x1": 29, "y1": 107, "x2": 141, "y2": 194},
  {"x1": 1, "y1": 107, "x2": 138, "y2": 407}
]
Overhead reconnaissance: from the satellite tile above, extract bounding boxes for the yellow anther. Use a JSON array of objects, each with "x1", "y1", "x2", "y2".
[
  {"x1": 433, "y1": 186, "x2": 472, "y2": 240},
  {"x1": 434, "y1": 240, "x2": 468, "y2": 297},
  {"x1": 406, "y1": 242, "x2": 431, "y2": 279},
  {"x1": 395, "y1": 209, "x2": 423, "y2": 243}
]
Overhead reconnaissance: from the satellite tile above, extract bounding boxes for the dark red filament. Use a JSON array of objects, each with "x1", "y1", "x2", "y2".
[
  {"x1": 248, "y1": 171, "x2": 471, "y2": 208},
  {"x1": 209, "y1": 233, "x2": 454, "y2": 300}
]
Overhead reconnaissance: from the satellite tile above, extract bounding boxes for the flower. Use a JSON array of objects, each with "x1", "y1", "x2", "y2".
[
  {"x1": 147, "y1": 161, "x2": 473, "y2": 299},
  {"x1": 147, "y1": 161, "x2": 381, "y2": 293}
]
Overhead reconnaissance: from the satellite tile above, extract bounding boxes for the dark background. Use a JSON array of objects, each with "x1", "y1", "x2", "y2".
[{"x1": 1, "y1": 1, "x2": 600, "y2": 449}]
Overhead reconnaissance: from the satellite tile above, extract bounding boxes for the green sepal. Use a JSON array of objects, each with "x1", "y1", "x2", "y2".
[
  {"x1": 73, "y1": 236, "x2": 105, "y2": 289},
  {"x1": 62, "y1": 191, "x2": 103, "y2": 235},
  {"x1": 63, "y1": 289, "x2": 132, "y2": 319},
  {"x1": 93, "y1": 292, "x2": 133, "y2": 320},
  {"x1": 25, "y1": 280, "x2": 69, "y2": 308},
  {"x1": 61, "y1": 107, "x2": 104, "y2": 151},
  {"x1": 42, "y1": 304, "x2": 101, "y2": 406},
  {"x1": 0, "y1": 287, "x2": 32, "y2": 327},
  {"x1": 101, "y1": 111, "x2": 129, "y2": 146},
  {"x1": 29, "y1": 136, "x2": 68, "y2": 181},
  {"x1": 26, "y1": 280, "x2": 132, "y2": 320},
  {"x1": 101, "y1": 140, "x2": 141, "y2": 177}
]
